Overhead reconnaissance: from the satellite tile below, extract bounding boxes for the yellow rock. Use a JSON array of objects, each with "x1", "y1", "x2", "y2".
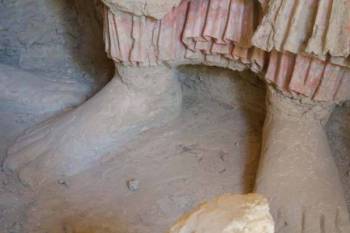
[{"x1": 169, "y1": 193, "x2": 274, "y2": 233}]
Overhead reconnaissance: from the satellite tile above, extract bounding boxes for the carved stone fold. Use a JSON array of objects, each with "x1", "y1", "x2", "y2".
[
  {"x1": 102, "y1": 0, "x2": 350, "y2": 102},
  {"x1": 103, "y1": 0, "x2": 266, "y2": 73},
  {"x1": 101, "y1": 0, "x2": 182, "y2": 19},
  {"x1": 252, "y1": 0, "x2": 350, "y2": 67},
  {"x1": 265, "y1": 51, "x2": 350, "y2": 101}
]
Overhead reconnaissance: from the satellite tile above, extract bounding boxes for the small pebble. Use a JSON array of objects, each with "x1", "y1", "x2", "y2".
[
  {"x1": 346, "y1": 170, "x2": 350, "y2": 177},
  {"x1": 127, "y1": 179, "x2": 139, "y2": 192},
  {"x1": 2, "y1": 177, "x2": 9, "y2": 186},
  {"x1": 57, "y1": 179, "x2": 68, "y2": 187},
  {"x1": 63, "y1": 224, "x2": 74, "y2": 233}
]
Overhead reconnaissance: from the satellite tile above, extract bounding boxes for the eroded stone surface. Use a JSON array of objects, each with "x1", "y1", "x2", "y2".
[
  {"x1": 4, "y1": 65, "x2": 182, "y2": 188},
  {"x1": 1, "y1": 1, "x2": 350, "y2": 233},
  {"x1": 102, "y1": 0, "x2": 182, "y2": 19},
  {"x1": 103, "y1": 0, "x2": 350, "y2": 102},
  {"x1": 255, "y1": 88, "x2": 350, "y2": 233}
]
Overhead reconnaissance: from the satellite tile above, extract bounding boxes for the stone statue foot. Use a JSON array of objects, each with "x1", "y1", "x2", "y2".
[
  {"x1": 4, "y1": 64, "x2": 182, "y2": 188},
  {"x1": 255, "y1": 88, "x2": 350, "y2": 233}
]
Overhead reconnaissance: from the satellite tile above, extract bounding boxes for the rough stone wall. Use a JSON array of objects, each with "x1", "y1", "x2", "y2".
[{"x1": 0, "y1": 0, "x2": 113, "y2": 88}]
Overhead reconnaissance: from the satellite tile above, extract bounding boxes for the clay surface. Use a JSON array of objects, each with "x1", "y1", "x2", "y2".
[
  {"x1": 169, "y1": 193, "x2": 274, "y2": 233},
  {"x1": 1, "y1": 1, "x2": 350, "y2": 233},
  {"x1": 0, "y1": 65, "x2": 350, "y2": 233},
  {"x1": 0, "y1": 66, "x2": 267, "y2": 233}
]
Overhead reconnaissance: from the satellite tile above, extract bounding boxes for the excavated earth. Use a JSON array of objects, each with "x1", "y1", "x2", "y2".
[
  {"x1": 0, "y1": 0, "x2": 349, "y2": 232},
  {"x1": 0, "y1": 66, "x2": 349, "y2": 233}
]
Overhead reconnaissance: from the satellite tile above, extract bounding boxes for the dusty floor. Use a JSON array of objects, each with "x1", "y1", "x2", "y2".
[{"x1": 0, "y1": 66, "x2": 349, "y2": 233}]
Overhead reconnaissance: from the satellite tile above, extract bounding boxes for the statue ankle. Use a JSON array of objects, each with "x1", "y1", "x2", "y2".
[{"x1": 266, "y1": 87, "x2": 334, "y2": 124}]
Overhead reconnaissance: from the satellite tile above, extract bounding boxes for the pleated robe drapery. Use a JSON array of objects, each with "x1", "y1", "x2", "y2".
[
  {"x1": 253, "y1": 0, "x2": 350, "y2": 67},
  {"x1": 104, "y1": 0, "x2": 267, "y2": 72},
  {"x1": 103, "y1": 0, "x2": 350, "y2": 102}
]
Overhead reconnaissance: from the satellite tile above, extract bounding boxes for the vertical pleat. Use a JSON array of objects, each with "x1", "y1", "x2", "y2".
[
  {"x1": 314, "y1": 64, "x2": 344, "y2": 101},
  {"x1": 335, "y1": 70, "x2": 350, "y2": 101},
  {"x1": 252, "y1": 0, "x2": 295, "y2": 51},
  {"x1": 145, "y1": 18, "x2": 160, "y2": 66},
  {"x1": 288, "y1": 55, "x2": 312, "y2": 94},
  {"x1": 203, "y1": 0, "x2": 231, "y2": 43},
  {"x1": 175, "y1": 0, "x2": 190, "y2": 60},
  {"x1": 265, "y1": 50, "x2": 279, "y2": 83},
  {"x1": 325, "y1": 0, "x2": 350, "y2": 57},
  {"x1": 182, "y1": 0, "x2": 209, "y2": 50},
  {"x1": 240, "y1": 0, "x2": 255, "y2": 47},
  {"x1": 252, "y1": 0, "x2": 282, "y2": 51},
  {"x1": 275, "y1": 52, "x2": 296, "y2": 91},
  {"x1": 303, "y1": 59, "x2": 326, "y2": 97},
  {"x1": 103, "y1": 8, "x2": 112, "y2": 60},
  {"x1": 284, "y1": 0, "x2": 318, "y2": 53},
  {"x1": 106, "y1": 9, "x2": 133, "y2": 63},
  {"x1": 305, "y1": 0, "x2": 333, "y2": 56},
  {"x1": 152, "y1": 21, "x2": 162, "y2": 65},
  {"x1": 130, "y1": 16, "x2": 146, "y2": 64},
  {"x1": 272, "y1": 0, "x2": 296, "y2": 51},
  {"x1": 224, "y1": 0, "x2": 245, "y2": 45},
  {"x1": 158, "y1": 7, "x2": 178, "y2": 61}
]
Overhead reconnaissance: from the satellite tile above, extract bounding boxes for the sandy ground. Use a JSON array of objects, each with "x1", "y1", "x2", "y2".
[{"x1": 0, "y1": 66, "x2": 349, "y2": 233}]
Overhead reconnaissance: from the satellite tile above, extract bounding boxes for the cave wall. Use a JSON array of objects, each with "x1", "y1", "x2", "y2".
[
  {"x1": 0, "y1": 0, "x2": 114, "y2": 163},
  {"x1": 0, "y1": 0, "x2": 113, "y2": 87}
]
